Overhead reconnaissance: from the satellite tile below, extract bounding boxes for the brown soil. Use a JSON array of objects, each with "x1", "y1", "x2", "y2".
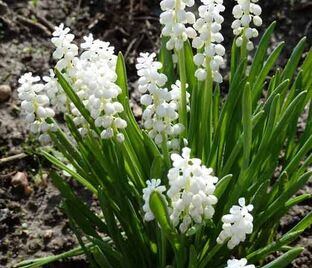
[{"x1": 0, "y1": 0, "x2": 311, "y2": 267}]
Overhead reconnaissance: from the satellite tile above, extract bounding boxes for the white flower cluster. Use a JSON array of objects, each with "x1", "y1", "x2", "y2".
[
  {"x1": 18, "y1": 72, "x2": 55, "y2": 144},
  {"x1": 232, "y1": 0, "x2": 262, "y2": 50},
  {"x1": 192, "y1": 0, "x2": 225, "y2": 83},
  {"x1": 142, "y1": 179, "x2": 166, "y2": 221},
  {"x1": 18, "y1": 24, "x2": 127, "y2": 142},
  {"x1": 217, "y1": 198, "x2": 254, "y2": 249},
  {"x1": 136, "y1": 52, "x2": 188, "y2": 150},
  {"x1": 142, "y1": 148, "x2": 218, "y2": 232},
  {"x1": 160, "y1": 0, "x2": 196, "y2": 50},
  {"x1": 43, "y1": 70, "x2": 66, "y2": 114},
  {"x1": 52, "y1": 25, "x2": 127, "y2": 141},
  {"x1": 226, "y1": 258, "x2": 255, "y2": 268},
  {"x1": 51, "y1": 23, "x2": 78, "y2": 71},
  {"x1": 167, "y1": 147, "x2": 218, "y2": 233}
]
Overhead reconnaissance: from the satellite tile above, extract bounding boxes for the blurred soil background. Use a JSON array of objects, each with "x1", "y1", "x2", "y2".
[{"x1": 0, "y1": 0, "x2": 311, "y2": 267}]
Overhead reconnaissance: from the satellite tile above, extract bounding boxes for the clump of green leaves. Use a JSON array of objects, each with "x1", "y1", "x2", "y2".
[{"x1": 16, "y1": 5, "x2": 312, "y2": 268}]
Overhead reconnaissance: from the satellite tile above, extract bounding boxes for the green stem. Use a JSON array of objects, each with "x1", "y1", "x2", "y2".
[
  {"x1": 161, "y1": 132, "x2": 170, "y2": 169},
  {"x1": 161, "y1": 230, "x2": 167, "y2": 267},
  {"x1": 176, "y1": 47, "x2": 188, "y2": 139},
  {"x1": 200, "y1": 60, "x2": 213, "y2": 161},
  {"x1": 199, "y1": 243, "x2": 223, "y2": 268},
  {"x1": 240, "y1": 34, "x2": 248, "y2": 64}
]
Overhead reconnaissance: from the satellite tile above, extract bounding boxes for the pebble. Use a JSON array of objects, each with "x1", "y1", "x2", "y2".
[
  {"x1": 11, "y1": 172, "x2": 33, "y2": 196},
  {"x1": 0, "y1": 85, "x2": 12, "y2": 103},
  {"x1": 43, "y1": 229, "x2": 53, "y2": 240}
]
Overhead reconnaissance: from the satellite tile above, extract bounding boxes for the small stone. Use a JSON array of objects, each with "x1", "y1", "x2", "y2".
[
  {"x1": 11, "y1": 172, "x2": 28, "y2": 187},
  {"x1": 43, "y1": 229, "x2": 53, "y2": 240},
  {"x1": 11, "y1": 172, "x2": 32, "y2": 196},
  {"x1": 0, "y1": 85, "x2": 11, "y2": 103}
]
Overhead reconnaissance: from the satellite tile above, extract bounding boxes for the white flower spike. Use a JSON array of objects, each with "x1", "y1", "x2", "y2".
[
  {"x1": 136, "y1": 52, "x2": 189, "y2": 151},
  {"x1": 160, "y1": 0, "x2": 196, "y2": 50},
  {"x1": 192, "y1": 0, "x2": 226, "y2": 83},
  {"x1": 52, "y1": 25, "x2": 127, "y2": 141},
  {"x1": 18, "y1": 24, "x2": 127, "y2": 143},
  {"x1": 168, "y1": 147, "x2": 218, "y2": 233},
  {"x1": 217, "y1": 197, "x2": 254, "y2": 249},
  {"x1": 18, "y1": 72, "x2": 56, "y2": 144},
  {"x1": 226, "y1": 258, "x2": 255, "y2": 268},
  {"x1": 232, "y1": 0, "x2": 262, "y2": 51}
]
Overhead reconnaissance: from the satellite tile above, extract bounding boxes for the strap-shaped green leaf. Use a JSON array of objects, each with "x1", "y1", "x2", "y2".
[
  {"x1": 55, "y1": 69, "x2": 96, "y2": 129},
  {"x1": 149, "y1": 191, "x2": 173, "y2": 236},
  {"x1": 41, "y1": 150, "x2": 97, "y2": 194},
  {"x1": 261, "y1": 247, "x2": 304, "y2": 268},
  {"x1": 249, "y1": 21, "x2": 277, "y2": 85},
  {"x1": 214, "y1": 174, "x2": 233, "y2": 199},
  {"x1": 282, "y1": 37, "x2": 306, "y2": 81}
]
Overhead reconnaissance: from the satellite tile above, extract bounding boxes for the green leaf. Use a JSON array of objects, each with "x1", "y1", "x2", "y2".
[
  {"x1": 249, "y1": 21, "x2": 277, "y2": 85},
  {"x1": 55, "y1": 69, "x2": 96, "y2": 129},
  {"x1": 184, "y1": 40, "x2": 196, "y2": 92},
  {"x1": 159, "y1": 36, "x2": 175, "y2": 87},
  {"x1": 242, "y1": 83, "x2": 252, "y2": 171},
  {"x1": 261, "y1": 247, "x2": 304, "y2": 268},
  {"x1": 282, "y1": 37, "x2": 306, "y2": 81},
  {"x1": 252, "y1": 42, "x2": 285, "y2": 104},
  {"x1": 149, "y1": 191, "x2": 174, "y2": 236},
  {"x1": 214, "y1": 174, "x2": 233, "y2": 199},
  {"x1": 150, "y1": 155, "x2": 166, "y2": 180},
  {"x1": 258, "y1": 171, "x2": 312, "y2": 226},
  {"x1": 149, "y1": 191, "x2": 181, "y2": 252},
  {"x1": 51, "y1": 172, "x2": 107, "y2": 233},
  {"x1": 284, "y1": 134, "x2": 312, "y2": 176},
  {"x1": 287, "y1": 210, "x2": 312, "y2": 234},
  {"x1": 247, "y1": 231, "x2": 303, "y2": 262},
  {"x1": 188, "y1": 245, "x2": 198, "y2": 268},
  {"x1": 16, "y1": 244, "x2": 93, "y2": 268},
  {"x1": 41, "y1": 150, "x2": 97, "y2": 194}
]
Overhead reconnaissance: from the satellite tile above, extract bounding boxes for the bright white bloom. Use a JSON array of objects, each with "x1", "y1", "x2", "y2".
[
  {"x1": 52, "y1": 26, "x2": 126, "y2": 141},
  {"x1": 142, "y1": 179, "x2": 166, "y2": 221},
  {"x1": 18, "y1": 24, "x2": 127, "y2": 142},
  {"x1": 160, "y1": 0, "x2": 196, "y2": 50},
  {"x1": 43, "y1": 70, "x2": 67, "y2": 113},
  {"x1": 136, "y1": 52, "x2": 189, "y2": 150},
  {"x1": 217, "y1": 198, "x2": 254, "y2": 249},
  {"x1": 51, "y1": 23, "x2": 78, "y2": 70},
  {"x1": 232, "y1": 0, "x2": 262, "y2": 50},
  {"x1": 17, "y1": 72, "x2": 55, "y2": 144},
  {"x1": 192, "y1": 0, "x2": 225, "y2": 83},
  {"x1": 225, "y1": 258, "x2": 255, "y2": 268},
  {"x1": 167, "y1": 147, "x2": 218, "y2": 233}
]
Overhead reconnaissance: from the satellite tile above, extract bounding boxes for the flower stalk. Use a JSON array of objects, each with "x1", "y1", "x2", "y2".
[{"x1": 176, "y1": 47, "x2": 188, "y2": 138}]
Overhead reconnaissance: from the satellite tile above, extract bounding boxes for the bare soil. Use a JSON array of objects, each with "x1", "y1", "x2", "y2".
[{"x1": 0, "y1": 0, "x2": 311, "y2": 267}]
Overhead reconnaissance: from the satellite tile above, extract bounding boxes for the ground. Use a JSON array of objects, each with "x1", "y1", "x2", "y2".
[{"x1": 0, "y1": 0, "x2": 311, "y2": 267}]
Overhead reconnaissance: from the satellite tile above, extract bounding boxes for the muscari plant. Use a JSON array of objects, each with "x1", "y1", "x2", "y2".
[{"x1": 16, "y1": 0, "x2": 312, "y2": 267}]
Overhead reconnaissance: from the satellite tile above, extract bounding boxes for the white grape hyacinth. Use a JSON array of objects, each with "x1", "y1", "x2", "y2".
[
  {"x1": 217, "y1": 198, "x2": 254, "y2": 249},
  {"x1": 167, "y1": 147, "x2": 218, "y2": 233},
  {"x1": 232, "y1": 0, "x2": 262, "y2": 51},
  {"x1": 51, "y1": 23, "x2": 79, "y2": 71},
  {"x1": 136, "y1": 52, "x2": 189, "y2": 151},
  {"x1": 192, "y1": 0, "x2": 226, "y2": 83},
  {"x1": 160, "y1": 0, "x2": 196, "y2": 50},
  {"x1": 226, "y1": 258, "x2": 255, "y2": 268},
  {"x1": 52, "y1": 25, "x2": 127, "y2": 141},
  {"x1": 142, "y1": 179, "x2": 167, "y2": 221},
  {"x1": 18, "y1": 72, "x2": 56, "y2": 144}
]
